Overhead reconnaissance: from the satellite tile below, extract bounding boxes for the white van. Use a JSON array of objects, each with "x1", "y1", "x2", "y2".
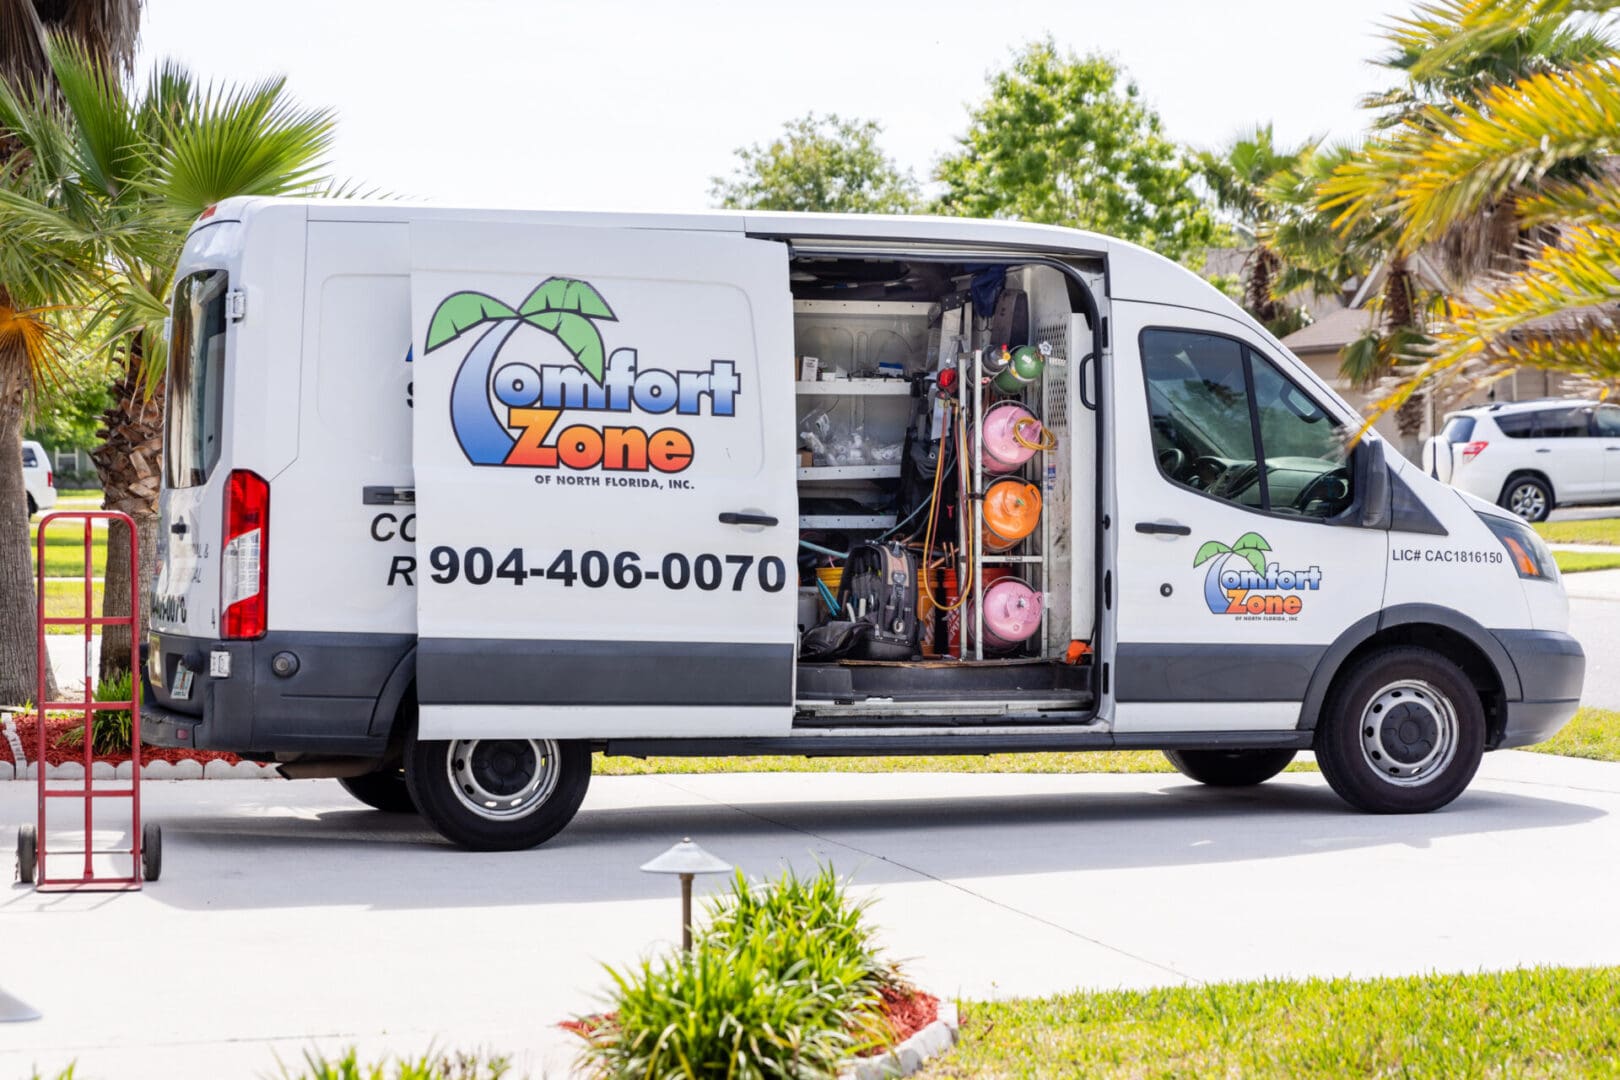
[{"x1": 142, "y1": 199, "x2": 1585, "y2": 850}]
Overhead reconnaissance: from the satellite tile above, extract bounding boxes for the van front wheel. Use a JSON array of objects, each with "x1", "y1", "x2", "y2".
[
  {"x1": 1163, "y1": 748, "x2": 1295, "y2": 786},
  {"x1": 1315, "y1": 647, "x2": 1485, "y2": 813},
  {"x1": 404, "y1": 732, "x2": 591, "y2": 850}
]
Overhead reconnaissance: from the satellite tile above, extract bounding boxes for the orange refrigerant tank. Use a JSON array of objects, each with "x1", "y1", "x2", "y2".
[{"x1": 981, "y1": 478, "x2": 1042, "y2": 552}]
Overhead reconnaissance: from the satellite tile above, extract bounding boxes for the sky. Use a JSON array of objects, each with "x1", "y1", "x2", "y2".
[{"x1": 134, "y1": 0, "x2": 1411, "y2": 211}]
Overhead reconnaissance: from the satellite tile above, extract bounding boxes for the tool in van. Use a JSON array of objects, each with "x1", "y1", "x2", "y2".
[{"x1": 993, "y1": 341, "x2": 1052, "y2": 394}]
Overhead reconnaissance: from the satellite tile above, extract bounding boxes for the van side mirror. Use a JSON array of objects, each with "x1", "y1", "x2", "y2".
[{"x1": 1357, "y1": 438, "x2": 1391, "y2": 528}]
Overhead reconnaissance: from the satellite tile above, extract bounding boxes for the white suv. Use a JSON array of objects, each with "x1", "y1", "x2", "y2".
[
  {"x1": 1422, "y1": 399, "x2": 1620, "y2": 522},
  {"x1": 22, "y1": 439, "x2": 56, "y2": 517}
]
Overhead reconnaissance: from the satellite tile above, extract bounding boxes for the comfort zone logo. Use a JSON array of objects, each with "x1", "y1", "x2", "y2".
[{"x1": 1194, "y1": 532, "x2": 1322, "y2": 617}]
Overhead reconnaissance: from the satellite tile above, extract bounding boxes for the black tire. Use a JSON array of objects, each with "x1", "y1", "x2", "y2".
[
  {"x1": 1315, "y1": 646, "x2": 1485, "y2": 813},
  {"x1": 1498, "y1": 473, "x2": 1552, "y2": 522},
  {"x1": 26, "y1": 493, "x2": 37, "y2": 517},
  {"x1": 17, "y1": 824, "x2": 36, "y2": 885},
  {"x1": 404, "y1": 729, "x2": 591, "y2": 851},
  {"x1": 338, "y1": 770, "x2": 418, "y2": 814},
  {"x1": 142, "y1": 822, "x2": 162, "y2": 882},
  {"x1": 1163, "y1": 748, "x2": 1296, "y2": 786}
]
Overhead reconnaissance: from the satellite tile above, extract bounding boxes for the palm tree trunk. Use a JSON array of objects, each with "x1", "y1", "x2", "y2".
[
  {"x1": 92, "y1": 345, "x2": 164, "y2": 681},
  {"x1": 0, "y1": 344, "x2": 58, "y2": 706}
]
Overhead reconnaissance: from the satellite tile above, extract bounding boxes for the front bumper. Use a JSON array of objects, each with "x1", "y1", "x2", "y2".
[
  {"x1": 140, "y1": 630, "x2": 414, "y2": 756},
  {"x1": 1492, "y1": 628, "x2": 1585, "y2": 749}
]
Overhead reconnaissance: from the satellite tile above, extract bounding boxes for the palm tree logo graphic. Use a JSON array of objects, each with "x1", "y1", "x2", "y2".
[
  {"x1": 1193, "y1": 532, "x2": 1272, "y2": 614},
  {"x1": 423, "y1": 278, "x2": 617, "y2": 465}
]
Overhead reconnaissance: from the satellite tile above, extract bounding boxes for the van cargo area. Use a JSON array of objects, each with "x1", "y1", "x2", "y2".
[{"x1": 787, "y1": 255, "x2": 1098, "y2": 724}]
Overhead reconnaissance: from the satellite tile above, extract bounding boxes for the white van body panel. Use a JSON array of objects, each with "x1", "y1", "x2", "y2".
[
  {"x1": 407, "y1": 220, "x2": 798, "y2": 739},
  {"x1": 1385, "y1": 465, "x2": 1536, "y2": 631},
  {"x1": 141, "y1": 198, "x2": 1582, "y2": 795}
]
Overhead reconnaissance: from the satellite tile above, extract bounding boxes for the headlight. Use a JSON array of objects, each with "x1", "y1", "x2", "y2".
[{"x1": 1480, "y1": 513, "x2": 1558, "y2": 581}]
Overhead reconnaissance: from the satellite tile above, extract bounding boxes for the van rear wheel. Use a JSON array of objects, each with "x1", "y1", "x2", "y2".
[
  {"x1": 1163, "y1": 748, "x2": 1295, "y2": 786},
  {"x1": 404, "y1": 731, "x2": 591, "y2": 850},
  {"x1": 338, "y1": 770, "x2": 417, "y2": 814},
  {"x1": 1315, "y1": 647, "x2": 1485, "y2": 813}
]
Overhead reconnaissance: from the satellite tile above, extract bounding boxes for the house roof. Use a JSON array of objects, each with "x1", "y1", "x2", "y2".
[{"x1": 1279, "y1": 305, "x2": 1376, "y2": 353}]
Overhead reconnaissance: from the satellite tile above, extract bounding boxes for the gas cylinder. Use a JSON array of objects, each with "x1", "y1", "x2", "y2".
[
  {"x1": 972, "y1": 400, "x2": 1052, "y2": 474},
  {"x1": 981, "y1": 478, "x2": 1042, "y2": 552},
  {"x1": 993, "y1": 343, "x2": 1047, "y2": 394},
  {"x1": 968, "y1": 575, "x2": 1043, "y2": 653}
]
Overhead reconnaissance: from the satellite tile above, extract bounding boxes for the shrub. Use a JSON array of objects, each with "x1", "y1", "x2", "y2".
[
  {"x1": 703, "y1": 866, "x2": 891, "y2": 996},
  {"x1": 52, "y1": 672, "x2": 133, "y2": 755},
  {"x1": 581, "y1": 865, "x2": 891, "y2": 1079},
  {"x1": 587, "y1": 934, "x2": 872, "y2": 1079},
  {"x1": 276, "y1": 1047, "x2": 513, "y2": 1079}
]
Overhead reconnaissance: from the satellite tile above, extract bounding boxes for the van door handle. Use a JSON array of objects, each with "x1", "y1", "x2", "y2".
[
  {"x1": 170, "y1": 522, "x2": 188, "y2": 536},
  {"x1": 364, "y1": 486, "x2": 416, "y2": 505},
  {"x1": 1135, "y1": 521, "x2": 1191, "y2": 536},
  {"x1": 719, "y1": 512, "x2": 779, "y2": 527}
]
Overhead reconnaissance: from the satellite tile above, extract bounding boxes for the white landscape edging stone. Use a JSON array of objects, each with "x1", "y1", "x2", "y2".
[
  {"x1": 0, "y1": 758, "x2": 280, "y2": 781},
  {"x1": 844, "y1": 999, "x2": 959, "y2": 1080}
]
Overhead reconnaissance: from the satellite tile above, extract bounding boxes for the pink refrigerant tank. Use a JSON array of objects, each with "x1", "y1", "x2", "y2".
[
  {"x1": 969, "y1": 575, "x2": 1044, "y2": 653},
  {"x1": 974, "y1": 400, "x2": 1049, "y2": 475}
]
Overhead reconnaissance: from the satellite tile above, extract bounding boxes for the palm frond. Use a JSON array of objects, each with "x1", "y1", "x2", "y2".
[
  {"x1": 1515, "y1": 173, "x2": 1620, "y2": 227},
  {"x1": 45, "y1": 34, "x2": 145, "y2": 201},
  {"x1": 153, "y1": 72, "x2": 337, "y2": 217},
  {"x1": 1328, "y1": 59, "x2": 1620, "y2": 252}
]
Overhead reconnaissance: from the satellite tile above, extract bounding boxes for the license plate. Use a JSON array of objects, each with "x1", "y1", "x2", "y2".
[{"x1": 172, "y1": 666, "x2": 194, "y2": 701}]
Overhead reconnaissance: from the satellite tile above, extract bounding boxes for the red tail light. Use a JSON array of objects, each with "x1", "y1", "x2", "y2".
[
  {"x1": 221, "y1": 469, "x2": 268, "y2": 639},
  {"x1": 46, "y1": 471, "x2": 53, "y2": 488},
  {"x1": 1459, "y1": 440, "x2": 1489, "y2": 462}
]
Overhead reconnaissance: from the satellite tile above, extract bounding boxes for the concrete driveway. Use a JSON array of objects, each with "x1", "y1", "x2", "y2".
[
  {"x1": 1565, "y1": 568, "x2": 1620, "y2": 710},
  {"x1": 4, "y1": 752, "x2": 1620, "y2": 1079}
]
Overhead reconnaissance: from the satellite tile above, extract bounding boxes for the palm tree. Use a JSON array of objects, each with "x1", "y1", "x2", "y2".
[
  {"x1": 0, "y1": 39, "x2": 338, "y2": 679},
  {"x1": 0, "y1": 0, "x2": 141, "y2": 706},
  {"x1": 1197, "y1": 125, "x2": 1322, "y2": 336},
  {"x1": 1318, "y1": 0, "x2": 1617, "y2": 439},
  {"x1": 1345, "y1": 57, "x2": 1620, "y2": 415}
]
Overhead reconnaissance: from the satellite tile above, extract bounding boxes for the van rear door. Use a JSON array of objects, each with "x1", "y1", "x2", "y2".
[{"x1": 409, "y1": 221, "x2": 797, "y2": 740}]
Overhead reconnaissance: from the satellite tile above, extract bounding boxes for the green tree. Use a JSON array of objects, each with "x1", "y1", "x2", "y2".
[
  {"x1": 0, "y1": 39, "x2": 339, "y2": 679},
  {"x1": 0, "y1": 0, "x2": 142, "y2": 707},
  {"x1": 1196, "y1": 125, "x2": 1323, "y2": 336},
  {"x1": 709, "y1": 113, "x2": 920, "y2": 214},
  {"x1": 934, "y1": 40, "x2": 1217, "y2": 265}
]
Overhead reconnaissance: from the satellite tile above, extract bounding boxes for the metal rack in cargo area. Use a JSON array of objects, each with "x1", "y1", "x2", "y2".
[{"x1": 959, "y1": 349, "x2": 1051, "y2": 661}]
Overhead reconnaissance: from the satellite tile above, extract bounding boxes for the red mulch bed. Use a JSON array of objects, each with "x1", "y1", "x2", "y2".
[
  {"x1": 2, "y1": 714, "x2": 241, "y2": 768},
  {"x1": 560, "y1": 986, "x2": 940, "y2": 1052}
]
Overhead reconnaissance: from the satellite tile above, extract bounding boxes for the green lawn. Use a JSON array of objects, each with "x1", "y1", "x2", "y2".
[
  {"x1": 28, "y1": 522, "x2": 110, "y2": 577},
  {"x1": 1525, "y1": 706, "x2": 1620, "y2": 762},
  {"x1": 924, "y1": 967, "x2": 1620, "y2": 1079},
  {"x1": 42, "y1": 578, "x2": 106, "y2": 635},
  {"x1": 1535, "y1": 518, "x2": 1620, "y2": 545},
  {"x1": 1555, "y1": 549, "x2": 1620, "y2": 573}
]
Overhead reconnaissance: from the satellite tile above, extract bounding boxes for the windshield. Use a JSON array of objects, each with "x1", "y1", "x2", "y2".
[{"x1": 165, "y1": 270, "x2": 230, "y2": 488}]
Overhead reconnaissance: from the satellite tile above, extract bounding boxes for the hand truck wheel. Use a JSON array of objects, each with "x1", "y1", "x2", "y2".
[
  {"x1": 16, "y1": 825, "x2": 36, "y2": 885},
  {"x1": 141, "y1": 822, "x2": 162, "y2": 883}
]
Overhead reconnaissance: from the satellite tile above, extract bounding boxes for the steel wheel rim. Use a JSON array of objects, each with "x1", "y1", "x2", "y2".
[
  {"x1": 1508, "y1": 483, "x2": 1546, "y2": 520},
  {"x1": 1359, "y1": 679, "x2": 1458, "y2": 787},
  {"x1": 446, "y1": 738, "x2": 560, "y2": 820}
]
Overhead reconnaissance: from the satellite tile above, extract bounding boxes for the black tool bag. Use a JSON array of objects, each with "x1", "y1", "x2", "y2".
[{"x1": 837, "y1": 541, "x2": 919, "y2": 660}]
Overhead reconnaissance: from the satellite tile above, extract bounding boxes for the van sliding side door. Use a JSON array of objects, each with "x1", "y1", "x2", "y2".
[{"x1": 409, "y1": 222, "x2": 797, "y2": 740}]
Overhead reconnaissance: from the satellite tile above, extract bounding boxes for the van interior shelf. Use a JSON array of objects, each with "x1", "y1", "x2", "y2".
[
  {"x1": 798, "y1": 514, "x2": 899, "y2": 530},
  {"x1": 794, "y1": 380, "x2": 912, "y2": 396},
  {"x1": 797, "y1": 465, "x2": 903, "y2": 481}
]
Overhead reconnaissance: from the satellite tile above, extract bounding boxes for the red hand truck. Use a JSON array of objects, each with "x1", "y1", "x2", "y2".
[{"x1": 16, "y1": 510, "x2": 161, "y2": 891}]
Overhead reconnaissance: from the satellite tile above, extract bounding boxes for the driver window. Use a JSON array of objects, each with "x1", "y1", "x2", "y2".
[
  {"x1": 1142, "y1": 328, "x2": 1352, "y2": 520},
  {"x1": 1142, "y1": 330, "x2": 1262, "y2": 509}
]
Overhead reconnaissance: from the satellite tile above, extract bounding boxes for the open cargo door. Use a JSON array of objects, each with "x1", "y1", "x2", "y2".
[{"x1": 409, "y1": 221, "x2": 797, "y2": 740}]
